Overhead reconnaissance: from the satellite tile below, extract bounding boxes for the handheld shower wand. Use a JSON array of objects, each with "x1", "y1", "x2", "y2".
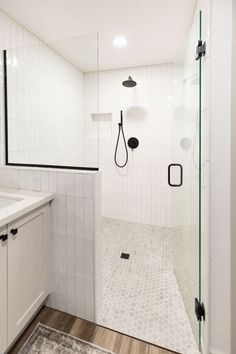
[
  {"x1": 120, "y1": 110, "x2": 123, "y2": 126},
  {"x1": 114, "y1": 110, "x2": 128, "y2": 168}
]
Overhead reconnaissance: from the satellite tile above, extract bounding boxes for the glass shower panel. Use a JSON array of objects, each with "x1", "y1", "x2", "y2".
[
  {"x1": 5, "y1": 33, "x2": 99, "y2": 169},
  {"x1": 171, "y1": 10, "x2": 202, "y2": 348}
]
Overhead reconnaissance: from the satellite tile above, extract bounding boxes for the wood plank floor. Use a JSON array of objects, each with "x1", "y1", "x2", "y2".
[{"x1": 8, "y1": 306, "x2": 179, "y2": 354}]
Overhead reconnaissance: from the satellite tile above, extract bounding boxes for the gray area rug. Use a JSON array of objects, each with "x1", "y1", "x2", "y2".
[{"x1": 18, "y1": 323, "x2": 115, "y2": 354}]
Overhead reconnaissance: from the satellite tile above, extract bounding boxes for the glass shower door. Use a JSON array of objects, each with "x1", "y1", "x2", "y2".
[
  {"x1": 170, "y1": 10, "x2": 203, "y2": 350},
  {"x1": 95, "y1": 9, "x2": 204, "y2": 354}
]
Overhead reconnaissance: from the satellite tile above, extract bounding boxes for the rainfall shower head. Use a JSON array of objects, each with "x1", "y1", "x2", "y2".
[{"x1": 122, "y1": 76, "x2": 137, "y2": 88}]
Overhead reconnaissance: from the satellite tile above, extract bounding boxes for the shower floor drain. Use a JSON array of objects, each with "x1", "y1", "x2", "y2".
[{"x1": 120, "y1": 253, "x2": 130, "y2": 259}]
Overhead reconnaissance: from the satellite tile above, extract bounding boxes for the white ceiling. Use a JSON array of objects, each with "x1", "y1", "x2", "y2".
[{"x1": 0, "y1": 0, "x2": 196, "y2": 72}]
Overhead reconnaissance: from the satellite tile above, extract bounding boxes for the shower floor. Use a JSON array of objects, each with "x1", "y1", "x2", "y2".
[{"x1": 98, "y1": 217, "x2": 200, "y2": 354}]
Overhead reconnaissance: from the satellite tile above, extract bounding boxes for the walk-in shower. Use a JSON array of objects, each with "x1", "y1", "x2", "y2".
[
  {"x1": 96, "y1": 10, "x2": 203, "y2": 354},
  {"x1": 2, "y1": 8, "x2": 204, "y2": 354}
]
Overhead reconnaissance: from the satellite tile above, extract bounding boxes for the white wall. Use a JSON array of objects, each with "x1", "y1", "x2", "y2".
[
  {"x1": 85, "y1": 64, "x2": 176, "y2": 226},
  {"x1": 210, "y1": 0, "x2": 232, "y2": 353},
  {"x1": 231, "y1": 1, "x2": 236, "y2": 353}
]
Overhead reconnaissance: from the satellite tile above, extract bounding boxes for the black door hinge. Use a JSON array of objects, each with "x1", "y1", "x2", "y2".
[
  {"x1": 195, "y1": 298, "x2": 205, "y2": 321},
  {"x1": 195, "y1": 40, "x2": 206, "y2": 60}
]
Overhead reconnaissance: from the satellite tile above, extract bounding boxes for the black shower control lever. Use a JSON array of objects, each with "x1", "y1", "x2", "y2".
[
  {"x1": 0, "y1": 234, "x2": 8, "y2": 241},
  {"x1": 11, "y1": 228, "x2": 18, "y2": 235}
]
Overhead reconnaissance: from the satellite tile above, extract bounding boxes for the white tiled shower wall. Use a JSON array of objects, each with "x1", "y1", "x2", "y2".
[
  {"x1": 85, "y1": 65, "x2": 179, "y2": 226},
  {"x1": 0, "y1": 10, "x2": 102, "y2": 323},
  {"x1": 7, "y1": 45, "x2": 85, "y2": 166},
  {"x1": 0, "y1": 10, "x2": 99, "y2": 168}
]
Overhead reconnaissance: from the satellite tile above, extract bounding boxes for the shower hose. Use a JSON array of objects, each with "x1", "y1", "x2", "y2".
[{"x1": 114, "y1": 110, "x2": 128, "y2": 168}]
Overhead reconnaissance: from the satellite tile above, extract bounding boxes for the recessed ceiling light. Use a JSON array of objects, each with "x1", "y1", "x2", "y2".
[{"x1": 113, "y1": 37, "x2": 127, "y2": 48}]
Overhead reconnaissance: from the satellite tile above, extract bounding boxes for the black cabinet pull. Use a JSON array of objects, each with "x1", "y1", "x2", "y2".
[
  {"x1": 11, "y1": 228, "x2": 18, "y2": 235},
  {"x1": 0, "y1": 234, "x2": 8, "y2": 241}
]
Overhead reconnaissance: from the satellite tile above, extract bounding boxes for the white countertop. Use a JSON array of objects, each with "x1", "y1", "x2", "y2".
[{"x1": 0, "y1": 187, "x2": 54, "y2": 227}]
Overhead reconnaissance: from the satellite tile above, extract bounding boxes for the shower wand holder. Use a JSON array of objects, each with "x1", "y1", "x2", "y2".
[
  {"x1": 128, "y1": 137, "x2": 139, "y2": 150},
  {"x1": 119, "y1": 110, "x2": 123, "y2": 126}
]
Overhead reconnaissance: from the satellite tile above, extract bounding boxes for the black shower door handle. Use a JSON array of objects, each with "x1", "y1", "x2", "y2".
[{"x1": 168, "y1": 164, "x2": 183, "y2": 187}]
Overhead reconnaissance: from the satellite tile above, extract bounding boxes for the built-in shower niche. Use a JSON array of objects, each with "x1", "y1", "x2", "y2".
[
  {"x1": 91, "y1": 113, "x2": 112, "y2": 121},
  {"x1": 91, "y1": 113, "x2": 112, "y2": 140},
  {"x1": 4, "y1": 33, "x2": 99, "y2": 169}
]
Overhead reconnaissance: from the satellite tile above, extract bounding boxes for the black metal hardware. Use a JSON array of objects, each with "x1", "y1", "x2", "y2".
[
  {"x1": 121, "y1": 253, "x2": 130, "y2": 259},
  {"x1": 168, "y1": 164, "x2": 183, "y2": 187},
  {"x1": 119, "y1": 110, "x2": 123, "y2": 126},
  {"x1": 195, "y1": 298, "x2": 205, "y2": 321},
  {"x1": 195, "y1": 40, "x2": 206, "y2": 60},
  {"x1": 128, "y1": 137, "x2": 139, "y2": 150},
  {"x1": 11, "y1": 228, "x2": 18, "y2": 235},
  {"x1": 114, "y1": 110, "x2": 129, "y2": 168},
  {"x1": 0, "y1": 234, "x2": 8, "y2": 242}
]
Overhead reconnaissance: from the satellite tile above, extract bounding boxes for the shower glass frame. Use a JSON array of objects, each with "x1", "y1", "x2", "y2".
[
  {"x1": 3, "y1": 33, "x2": 100, "y2": 171},
  {"x1": 198, "y1": 9, "x2": 203, "y2": 349}
]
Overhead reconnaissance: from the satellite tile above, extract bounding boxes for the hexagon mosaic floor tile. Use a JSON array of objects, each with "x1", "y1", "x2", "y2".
[{"x1": 98, "y1": 218, "x2": 200, "y2": 354}]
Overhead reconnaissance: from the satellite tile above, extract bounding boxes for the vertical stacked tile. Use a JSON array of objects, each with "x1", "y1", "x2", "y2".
[{"x1": 84, "y1": 65, "x2": 175, "y2": 227}]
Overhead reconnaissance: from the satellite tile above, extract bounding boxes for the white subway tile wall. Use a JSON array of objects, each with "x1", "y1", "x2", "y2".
[
  {"x1": 0, "y1": 10, "x2": 98, "y2": 168},
  {"x1": 0, "y1": 166, "x2": 102, "y2": 322},
  {"x1": 84, "y1": 65, "x2": 176, "y2": 226},
  {"x1": 7, "y1": 43, "x2": 86, "y2": 166}
]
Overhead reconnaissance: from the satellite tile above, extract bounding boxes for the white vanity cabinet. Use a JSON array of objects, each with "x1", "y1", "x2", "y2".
[
  {"x1": 0, "y1": 203, "x2": 51, "y2": 354},
  {"x1": 0, "y1": 226, "x2": 7, "y2": 354},
  {"x1": 7, "y1": 205, "x2": 50, "y2": 345}
]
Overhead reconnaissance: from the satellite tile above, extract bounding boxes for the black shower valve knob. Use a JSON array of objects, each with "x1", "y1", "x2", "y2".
[{"x1": 128, "y1": 137, "x2": 139, "y2": 150}]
